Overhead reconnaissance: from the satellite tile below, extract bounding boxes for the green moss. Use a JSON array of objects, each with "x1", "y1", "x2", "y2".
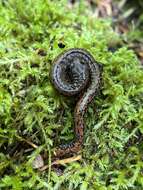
[{"x1": 0, "y1": 0, "x2": 143, "y2": 189}]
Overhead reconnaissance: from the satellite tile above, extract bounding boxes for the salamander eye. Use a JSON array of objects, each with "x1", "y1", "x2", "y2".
[{"x1": 70, "y1": 62, "x2": 74, "y2": 68}]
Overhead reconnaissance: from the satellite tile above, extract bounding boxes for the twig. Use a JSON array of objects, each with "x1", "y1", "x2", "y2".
[
  {"x1": 39, "y1": 155, "x2": 82, "y2": 171},
  {"x1": 16, "y1": 135, "x2": 38, "y2": 149}
]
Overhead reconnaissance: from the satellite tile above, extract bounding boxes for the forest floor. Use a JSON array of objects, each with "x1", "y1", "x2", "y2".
[{"x1": 0, "y1": 0, "x2": 143, "y2": 189}]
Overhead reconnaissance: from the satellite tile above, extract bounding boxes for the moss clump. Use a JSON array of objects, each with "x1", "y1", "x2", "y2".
[{"x1": 0, "y1": 0, "x2": 143, "y2": 189}]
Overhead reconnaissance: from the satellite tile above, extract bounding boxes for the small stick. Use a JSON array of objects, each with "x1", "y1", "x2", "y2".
[
  {"x1": 39, "y1": 155, "x2": 82, "y2": 171},
  {"x1": 16, "y1": 135, "x2": 38, "y2": 149},
  {"x1": 22, "y1": 138, "x2": 38, "y2": 149}
]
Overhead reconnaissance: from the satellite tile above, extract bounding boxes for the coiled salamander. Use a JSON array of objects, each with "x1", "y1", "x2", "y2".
[{"x1": 51, "y1": 48, "x2": 102, "y2": 158}]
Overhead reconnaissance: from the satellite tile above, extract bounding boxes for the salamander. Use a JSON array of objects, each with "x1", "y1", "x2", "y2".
[{"x1": 51, "y1": 48, "x2": 102, "y2": 158}]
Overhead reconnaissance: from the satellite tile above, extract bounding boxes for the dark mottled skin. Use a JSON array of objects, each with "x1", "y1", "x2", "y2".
[{"x1": 51, "y1": 48, "x2": 102, "y2": 158}]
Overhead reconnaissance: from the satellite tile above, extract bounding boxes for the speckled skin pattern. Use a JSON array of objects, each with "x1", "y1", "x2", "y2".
[{"x1": 51, "y1": 48, "x2": 102, "y2": 158}]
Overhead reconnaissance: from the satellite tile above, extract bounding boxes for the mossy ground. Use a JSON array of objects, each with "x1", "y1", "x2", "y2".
[{"x1": 0, "y1": 0, "x2": 143, "y2": 189}]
